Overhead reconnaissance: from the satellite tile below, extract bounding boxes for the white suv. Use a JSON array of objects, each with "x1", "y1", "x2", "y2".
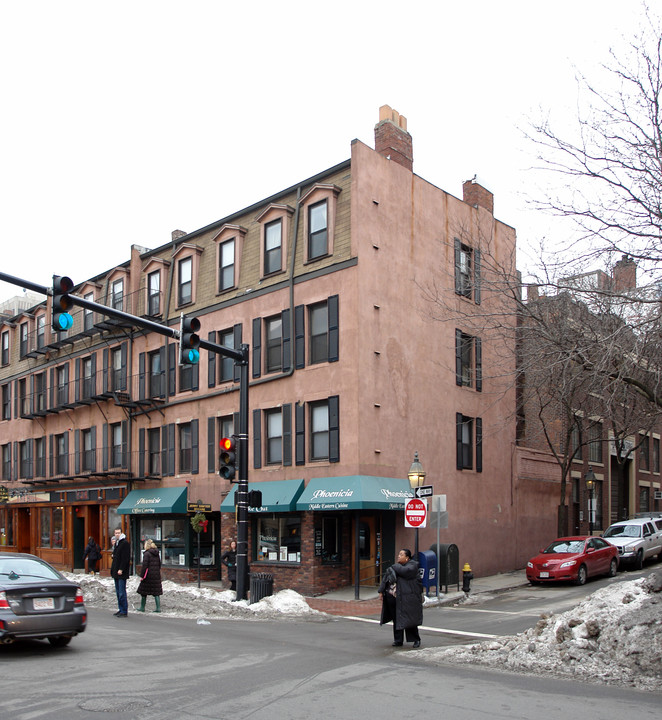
[{"x1": 602, "y1": 517, "x2": 662, "y2": 569}]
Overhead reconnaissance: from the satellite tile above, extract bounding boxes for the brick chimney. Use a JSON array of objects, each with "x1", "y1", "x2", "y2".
[
  {"x1": 172, "y1": 229, "x2": 187, "y2": 242},
  {"x1": 612, "y1": 254, "x2": 637, "y2": 291},
  {"x1": 374, "y1": 105, "x2": 413, "y2": 171},
  {"x1": 463, "y1": 177, "x2": 494, "y2": 214}
]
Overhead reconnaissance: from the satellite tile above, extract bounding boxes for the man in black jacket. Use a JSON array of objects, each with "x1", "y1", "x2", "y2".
[
  {"x1": 378, "y1": 548, "x2": 423, "y2": 648},
  {"x1": 110, "y1": 528, "x2": 131, "y2": 617}
]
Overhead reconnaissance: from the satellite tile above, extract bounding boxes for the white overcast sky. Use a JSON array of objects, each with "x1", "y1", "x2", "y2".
[{"x1": 0, "y1": 1, "x2": 648, "y2": 303}]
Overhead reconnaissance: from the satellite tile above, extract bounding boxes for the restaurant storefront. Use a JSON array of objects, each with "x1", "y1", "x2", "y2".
[
  {"x1": 220, "y1": 476, "x2": 413, "y2": 596},
  {"x1": 117, "y1": 486, "x2": 220, "y2": 582}
]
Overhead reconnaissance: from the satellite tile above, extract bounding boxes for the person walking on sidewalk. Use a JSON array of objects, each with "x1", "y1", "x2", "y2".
[
  {"x1": 137, "y1": 539, "x2": 163, "y2": 613},
  {"x1": 83, "y1": 536, "x2": 101, "y2": 575},
  {"x1": 110, "y1": 528, "x2": 131, "y2": 617},
  {"x1": 378, "y1": 548, "x2": 423, "y2": 648},
  {"x1": 221, "y1": 540, "x2": 237, "y2": 591}
]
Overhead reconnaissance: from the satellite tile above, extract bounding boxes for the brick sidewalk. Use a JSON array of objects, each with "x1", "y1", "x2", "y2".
[{"x1": 306, "y1": 595, "x2": 382, "y2": 616}]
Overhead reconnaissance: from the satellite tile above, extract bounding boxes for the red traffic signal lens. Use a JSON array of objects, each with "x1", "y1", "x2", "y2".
[{"x1": 219, "y1": 437, "x2": 235, "y2": 452}]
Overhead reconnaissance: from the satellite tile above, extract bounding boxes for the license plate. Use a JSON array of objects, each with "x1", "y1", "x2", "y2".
[
  {"x1": 33, "y1": 597, "x2": 55, "y2": 610},
  {"x1": 539, "y1": 572, "x2": 549, "y2": 578}
]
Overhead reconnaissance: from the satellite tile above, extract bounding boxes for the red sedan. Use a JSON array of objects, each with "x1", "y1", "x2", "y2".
[{"x1": 526, "y1": 536, "x2": 619, "y2": 586}]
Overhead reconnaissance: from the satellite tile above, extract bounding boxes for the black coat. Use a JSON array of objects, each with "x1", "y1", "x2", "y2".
[
  {"x1": 83, "y1": 540, "x2": 101, "y2": 562},
  {"x1": 379, "y1": 559, "x2": 423, "y2": 630},
  {"x1": 137, "y1": 547, "x2": 163, "y2": 597},
  {"x1": 221, "y1": 549, "x2": 237, "y2": 581},
  {"x1": 110, "y1": 538, "x2": 131, "y2": 579}
]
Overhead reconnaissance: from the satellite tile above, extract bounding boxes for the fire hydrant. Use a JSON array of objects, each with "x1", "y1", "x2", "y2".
[{"x1": 462, "y1": 562, "x2": 473, "y2": 594}]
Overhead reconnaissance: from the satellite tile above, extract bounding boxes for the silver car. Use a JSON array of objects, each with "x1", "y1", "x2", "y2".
[
  {"x1": 0, "y1": 553, "x2": 87, "y2": 647},
  {"x1": 602, "y1": 518, "x2": 662, "y2": 569}
]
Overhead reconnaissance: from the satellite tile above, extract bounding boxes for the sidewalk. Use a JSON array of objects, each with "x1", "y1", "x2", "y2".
[{"x1": 304, "y1": 569, "x2": 529, "y2": 616}]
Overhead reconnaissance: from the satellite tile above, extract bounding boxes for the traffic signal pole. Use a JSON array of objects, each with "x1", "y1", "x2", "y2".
[{"x1": 0, "y1": 270, "x2": 251, "y2": 598}]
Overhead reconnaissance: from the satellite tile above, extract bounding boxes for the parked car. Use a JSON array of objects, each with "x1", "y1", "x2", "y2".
[
  {"x1": 602, "y1": 517, "x2": 662, "y2": 569},
  {"x1": 527, "y1": 536, "x2": 619, "y2": 586},
  {"x1": 0, "y1": 553, "x2": 87, "y2": 647}
]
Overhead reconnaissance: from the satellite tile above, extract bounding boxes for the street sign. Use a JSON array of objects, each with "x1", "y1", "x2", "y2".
[
  {"x1": 405, "y1": 497, "x2": 427, "y2": 528},
  {"x1": 187, "y1": 502, "x2": 212, "y2": 513},
  {"x1": 414, "y1": 485, "x2": 433, "y2": 498}
]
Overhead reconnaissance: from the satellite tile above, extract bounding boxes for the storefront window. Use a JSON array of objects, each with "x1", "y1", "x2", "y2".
[
  {"x1": 255, "y1": 515, "x2": 301, "y2": 563},
  {"x1": 321, "y1": 516, "x2": 341, "y2": 564},
  {"x1": 137, "y1": 517, "x2": 216, "y2": 568},
  {"x1": 39, "y1": 507, "x2": 64, "y2": 548},
  {"x1": 0, "y1": 508, "x2": 13, "y2": 545}
]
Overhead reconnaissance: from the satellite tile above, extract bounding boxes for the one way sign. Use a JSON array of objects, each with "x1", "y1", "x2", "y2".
[{"x1": 414, "y1": 485, "x2": 433, "y2": 498}]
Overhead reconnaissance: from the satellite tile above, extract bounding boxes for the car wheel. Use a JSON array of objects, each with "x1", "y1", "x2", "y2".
[
  {"x1": 574, "y1": 564, "x2": 587, "y2": 586},
  {"x1": 635, "y1": 550, "x2": 644, "y2": 570},
  {"x1": 47, "y1": 636, "x2": 71, "y2": 648},
  {"x1": 608, "y1": 558, "x2": 618, "y2": 577}
]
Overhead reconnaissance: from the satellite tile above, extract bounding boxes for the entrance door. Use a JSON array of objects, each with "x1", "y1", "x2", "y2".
[
  {"x1": 610, "y1": 457, "x2": 630, "y2": 522},
  {"x1": 17, "y1": 509, "x2": 31, "y2": 553},
  {"x1": 351, "y1": 515, "x2": 379, "y2": 586}
]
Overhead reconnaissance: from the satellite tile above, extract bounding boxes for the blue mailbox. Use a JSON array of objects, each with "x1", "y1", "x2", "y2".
[{"x1": 417, "y1": 550, "x2": 437, "y2": 595}]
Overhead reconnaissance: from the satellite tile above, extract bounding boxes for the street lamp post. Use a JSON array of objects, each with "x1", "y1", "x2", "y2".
[
  {"x1": 408, "y1": 452, "x2": 426, "y2": 557},
  {"x1": 585, "y1": 466, "x2": 595, "y2": 536}
]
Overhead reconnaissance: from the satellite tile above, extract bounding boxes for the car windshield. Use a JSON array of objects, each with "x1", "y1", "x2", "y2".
[
  {"x1": 0, "y1": 558, "x2": 62, "y2": 581},
  {"x1": 544, "y1": 540, "x2": 585, "y2": 554},
  {"x1": 604, "y1": 525, "x2": 641, "y2": 539}
]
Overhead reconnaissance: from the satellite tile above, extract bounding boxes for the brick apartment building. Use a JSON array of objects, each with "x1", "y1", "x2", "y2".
[{"x1": 0, "y1": 106, "x2": 560, "y2": 594}]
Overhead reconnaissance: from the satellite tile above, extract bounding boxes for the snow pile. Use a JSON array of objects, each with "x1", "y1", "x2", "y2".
[
  {"x1": 64, "y1": 573, "x2": 325, "y2": 622},
  {"x1": 417, "y1": 571, "x2": 662, "y2": 691}
]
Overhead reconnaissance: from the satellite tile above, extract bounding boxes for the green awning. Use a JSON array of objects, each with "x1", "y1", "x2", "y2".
[
  {"x1": 295, "y1": 476, "x2": 415, "y2": 511},
  {"x1": 220, "y1": 479, "x2": 305, "y2": 513},
  {"x1": 117, "y1": 486, "x2": 189, "y2": 515}
]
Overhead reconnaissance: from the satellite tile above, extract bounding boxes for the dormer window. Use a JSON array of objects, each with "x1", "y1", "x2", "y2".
[
  {"x1": 256, "y1": 204, "x2": 294, "y2": 279},
  {"x1": 300, "y1": 184, "x2": 341, "y2": 263}
]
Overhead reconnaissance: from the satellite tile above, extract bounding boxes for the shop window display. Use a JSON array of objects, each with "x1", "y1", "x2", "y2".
[{"x1": 255, "y1": 515, "x2": 301, "y2": 563}]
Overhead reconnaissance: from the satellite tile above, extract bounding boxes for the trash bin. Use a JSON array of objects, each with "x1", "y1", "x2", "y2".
[
  {"x1": 249, "y1": 572, "x2": 274, "y2": 604},
  {"x1": 430, "y1": 543, "x2": 459, "y2": 593},
  {"x1": 417, "y1": 550, "x2": 437, "y2": 596}
]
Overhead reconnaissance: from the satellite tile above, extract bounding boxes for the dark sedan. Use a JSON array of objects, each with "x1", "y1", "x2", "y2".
[
  {"x1": 526, "y1": 536, "x2": 619, "y2": 586},
  {"x1": 0, "y1": 553, "x2": 87, "y2": 647}
]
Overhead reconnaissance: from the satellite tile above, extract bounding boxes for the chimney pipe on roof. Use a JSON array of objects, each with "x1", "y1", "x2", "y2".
[{"x1": 374, "y1": 105, "x2": 413, "y2": 171}]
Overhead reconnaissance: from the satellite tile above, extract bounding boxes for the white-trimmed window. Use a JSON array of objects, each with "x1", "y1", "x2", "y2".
[
  {"x1": 265, "y1": 408, "x2": 283, "y2": 465},
  {"x1": 178, "y1": 257, "x2": 192, "y2": 306},
  {"x1": 310, "y1": 401, "x2": 330, "y2": 461}
]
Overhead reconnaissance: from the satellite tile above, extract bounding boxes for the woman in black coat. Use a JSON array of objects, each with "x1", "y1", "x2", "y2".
[
  {"x1": 378, "y1": 548, "x2": 423, "y2": 648},
  {"x1": 221, "y1": 540, "x2": 237, "y2": 591},
  {"x1": 83, "y1": 536, "x2": 101, "y2": 574},
  {"x1": 137, "y1": 539, "x2": 163, "y2": 612}
]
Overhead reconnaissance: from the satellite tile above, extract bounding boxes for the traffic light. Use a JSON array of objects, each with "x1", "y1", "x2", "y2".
[
  {"x1": 247, "y1": 489, "x2": 263, "y2": 508},
  {"x1": 179, "y1": 314, "x2": 201, "y2": 365},
  {"x1": 219, "y1": 436, "x2": 237, "y2": 480},
  {"x1": 52, "y1": 275, "x2": 74, "y2": 331}
]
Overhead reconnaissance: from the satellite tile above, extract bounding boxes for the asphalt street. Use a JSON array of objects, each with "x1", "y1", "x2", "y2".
[{"x1": 0, "y1": 567, "x2": 658, "y2": 720}]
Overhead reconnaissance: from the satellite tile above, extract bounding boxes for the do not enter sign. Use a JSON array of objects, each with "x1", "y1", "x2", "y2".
[{"x1": 405, "y1": 497, "x2": 427, "y2": 528}]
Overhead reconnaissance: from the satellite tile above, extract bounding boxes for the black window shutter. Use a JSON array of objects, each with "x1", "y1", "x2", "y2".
[
  {"x1": 102, "y1": 424, "x2": 108, "y2": 471},
  {"x1": 456, "y1": 413, "x2": 463, "y2": 470},
  {"x1": 120, "y1": 343, "x2": 128, "y2": 389},
  {"x1": 121, "y1": 421, "x2": 128, "y2": 468},
  {"x1": 75, "y1": 429, "x2": 80, "y2": 474},
  {"x1": 49, "y1": 434, "x2": 54, "y2": 478},
  {"x1": 75, "y1": 358, "x2": 81, "y2": 402},
  {"x1": 282, "y1": 308, "x2": 291, "y2": 371},
  {"x1": 168, "y1": 424, "x2": 175, "y2": 477},
  {"x1": 14, "y1": 380, "x2": 18, "y2": 418},
  {"x1": 138, "y1": 353, "x2": 146, "y2": 400},
  {"x1": 13, "y1": 442, "x2": 17, "y2": 481},
  {"x1": 233, "y1": 324, "x2": 242, "y2": 383},
  {"x1": 63, "y1": 431, "x2": 69, "y2": 474},
  {"x1": 91, "y1": 353, "x2": 97, "y2": 396},
  {"x1": 26, "y1": 438, "x2": 33, "y2": 479},
  {"x1": 64, "y1": 363, "x2": 70, "y2": 404},
  {"x1": 454, "y1": 238, "x2": 462, "y2": 294},
  {"x1": 207, "y1": 417, "x2": 216, "y2": 474},
  {"x1": 192, "y1": 360, "x2": 199, "y2": 391},
  {"x1": 168, "y1": 343, "x2": 177, "y2": 396},
  {"x1": 328, "y1": 295, "x2": 339, "y2": 362},
  {"x1": 294, "y1": 305, "x2": 305, "y2": 369},
  {"x1": 474, "y1": 249, "x2": 481, "y2": 305},
  {"x1": 49, "y1": 369, "x2": 54, "y2": 409},
  {"x1": 329, "y1": 395, "x2": 340, "y2": 463},
  {"x1": 139, "y1": 427, "x2": 145, "y2": 477},
  {"x1": 30, "y1": 375, "x2": 35, "y2": 415},
  {"x1": 91, "y1": 426, "x2": 97, "y2": 473},
  {"x1": 158, "y1": 346, "x2": 165, "y2": 397},
  {"x1": 191, "y1": 419, "x2": 199, "y2": 474},
  {"x1": 5, "y1": 381, "x2": 10, "y2": 420},
  {"x1": 476, "y1": 417, "x2": 483, "y2": 472},
  {"x1": 455, "y1": 329, "x2": 463, "y2": 386},
  {"x1": 252, "y1": 317, "x2": 262, "y2": 378},
  {"x1": 475, "y1": 337, "x2": 482, "y2": 392},
  {"x1": 253, "y1": 409, "x2": 262, "y2": 469},
  {"x1": 161, "y1": 424, "x2": 168, "y2": 476},
  {"x1": 102, "y1": 348, "x2": 109, "y2": 394},
  {"x1": 208, "y1": 331, "x2": 216, "y2": 388},
  {"x1": 283, "y1": 403, "x2": 292, "y2": 466},
  {"x1": 295, "y1": 403, "x2": 305, "y2": 465}
]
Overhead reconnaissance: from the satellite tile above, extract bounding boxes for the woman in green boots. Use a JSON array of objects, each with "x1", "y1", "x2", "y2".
[{"x1": 137, "y1": 539, "x2": 163, "y2": 612}]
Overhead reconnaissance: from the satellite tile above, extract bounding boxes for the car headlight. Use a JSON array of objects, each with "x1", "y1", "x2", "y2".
[
  {"x1": 560, "y1": 560, "x2": 576, "y2": 568},
  {"x1": 527, "y1": 561, "x2": 533, "y2": 568}
]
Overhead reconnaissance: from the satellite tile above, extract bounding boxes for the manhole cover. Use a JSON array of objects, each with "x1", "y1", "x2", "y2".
[{"x1": 79, "y1": 697, "x2": 153, "y2": 712}]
